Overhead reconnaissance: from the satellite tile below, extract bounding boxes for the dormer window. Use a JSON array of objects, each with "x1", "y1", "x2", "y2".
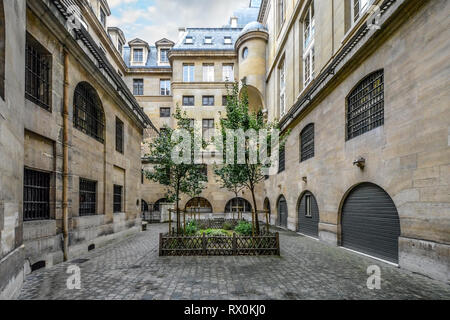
[
  {"x1": 204, "y1": 36, "x2": 213, "y2": 44},
  {"x1": 100, "y1": 8, "x2": 106, "y2": 27},
  {"x1": 160, "y1": 49, "x2": 169, "y2": 63},
  {"x1": 185, "y1": 36, "x2": 193, "y2": 44},
  {"x1": 118, "y1": 41, "x2": 123, "y2": 55},
  {"x1": 224, "y1": 36, "x2": 232, "y2": 45},
  {"x1": 133, "y1": 48, "x2": 143, "y2": 62}
]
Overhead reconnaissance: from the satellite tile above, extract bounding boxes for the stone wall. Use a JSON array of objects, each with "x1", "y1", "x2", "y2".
[
  {"x1": 0, "y1": 0, "x2": 27, "y2": 299},
  {"x1": 262, "y1": 0, "x2": 450, "y2": 281}
]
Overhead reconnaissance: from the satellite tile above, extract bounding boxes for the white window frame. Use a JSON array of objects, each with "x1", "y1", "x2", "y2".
[
  {"x1": 303, "y1": 2, "x2": 315, "y2": 87},
  {"x1": 279, "y1": 59, "x2": 286, "y2": 117},
  {"x1": 160, "y1": 79, "x2": 171, "y2": 96},
  {"x1": 133, "y1": 48, "x2": 144, "y2": 63},
  {"x1": 203, "y1": 64, "x2": 215, "y2": 82},
  {"x1": 222, "y1": 64, "x2": 234, "y2": 82},
  {"x1": 351, "y1": 0, "x2": 372, "y2": 25},
  {"x1": 160, "y1": 49, "x2": 169, "y2": 63},
  {"x1": 183, "y1": 64, "x2": 195, "y2": 82},
  {"x1": 224, "y1": 36, "x2": 232, "y2": 45}
]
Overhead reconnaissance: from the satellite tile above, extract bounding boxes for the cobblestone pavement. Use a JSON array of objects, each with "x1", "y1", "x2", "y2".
[{"x1": 18, "y1": 223, "x2": 450, "y2": 300}]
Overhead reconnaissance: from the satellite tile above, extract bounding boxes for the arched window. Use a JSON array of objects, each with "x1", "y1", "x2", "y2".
[
  {"x1": 185, "y1": 197, "x2": 213, "y2": 213},
  {"x1": 300, "y1": 123, "x2": 314, "y2": 162},
  {"x1": 141, "y1": 200, "x2": 149, "y2": 213},
  {"x1": 73, "y1": 82, "x2": 105, "y2": 143},
  {"x1": 154, "y1": 198, "x2": 168, "y2": 212},
  {"x1": 347, "y1": 70, "x2": 384, "y2": 140},
  {"x1": 225, "y1": 198, "x2": 252, "y2": 213},
  {"x1": 0, "y1": 1, "x2": 5, "y2": 100}
]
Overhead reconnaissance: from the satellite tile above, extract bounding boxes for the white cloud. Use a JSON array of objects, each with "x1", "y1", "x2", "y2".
[
  {"x1": 108, "y1": 0, "x2": 139, "y2": 9},
  {"x1": 108, "y1": 0, "x2": 250, "y2": 44}
]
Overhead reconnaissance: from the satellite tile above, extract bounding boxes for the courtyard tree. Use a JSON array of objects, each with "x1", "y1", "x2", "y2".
[
  {"x1": 215, "y1": 83, "x2": 289, "y2": 234},
  {"x1": 144, "y1": 107, "x2": 208, "y2": 233}
]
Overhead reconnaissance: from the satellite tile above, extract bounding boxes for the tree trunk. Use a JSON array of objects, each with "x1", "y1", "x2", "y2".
[{"x1": 250, "y1": 187, "x2": 260, "y2": 235}]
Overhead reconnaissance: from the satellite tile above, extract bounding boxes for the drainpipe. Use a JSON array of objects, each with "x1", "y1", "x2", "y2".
[{"x1": 62, "y1": 49, "x2": 69, "y2": 261}]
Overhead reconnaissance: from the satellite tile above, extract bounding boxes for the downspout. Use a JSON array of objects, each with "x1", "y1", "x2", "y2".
[{"x1": 62, "y1": 49, "x2": 69, "y2": 261}]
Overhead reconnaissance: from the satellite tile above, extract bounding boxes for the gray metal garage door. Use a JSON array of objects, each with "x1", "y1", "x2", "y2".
[
  {"x1": 341, "y1": 183, "x2": 401, "y2": 263},
  {"x1": 298, "y1": 192, "x2": 319, "y2": 238},
  {"x1": 278, "y1": 196, "x2": 288, "y2": 228}
]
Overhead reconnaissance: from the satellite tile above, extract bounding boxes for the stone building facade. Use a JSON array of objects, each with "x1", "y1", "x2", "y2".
[
  {"x1": 122, "y1": 4, "x2": 263, "y2": 216},
  {"x1": 257, "y1": 0, "x2": 449, "y2": 282},
  {"x1": 0, "y1": 0, "x2": 154, "y2": 298},
  {"x1": 125, "y1": 0, "x2": 449, "y2": 282}
]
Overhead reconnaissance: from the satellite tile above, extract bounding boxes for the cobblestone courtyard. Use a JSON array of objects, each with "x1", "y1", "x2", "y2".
[{"x1": 18, "y1": 224, "x2": 450, "y2": 300}]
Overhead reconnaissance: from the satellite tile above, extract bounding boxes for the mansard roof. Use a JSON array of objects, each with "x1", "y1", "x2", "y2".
[{"x1": 172, "y1": 28, "x2": 243, "y2": 51}]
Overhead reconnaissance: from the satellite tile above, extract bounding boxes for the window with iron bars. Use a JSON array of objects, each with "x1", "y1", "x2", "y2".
[
  {"x1": 278, "y1": 146, "x2": 285, "y2": 173},
  {"x1": 25, "y1": 33, "x2": 51, "y2": 110},
  {"x1": 24, "y1": 168, "x2": 50, "y2": 221},
  {"x1": 113, "y1": 185, "x2": 123, "y2": 213},
  {"x1": 300, "y1": 123, "x2": 315, "y2": 162},
  {"x1": 73, "y1": 82, "x2": 105, "y2": 143},
  {"x1": 116, "y1": 117, "x2": 124, "y2": 153},
  {"x1": 347, "y1": 70, "x2": 384, "y2": 140},
  {"x1": 79, "y1": 178, "x2": 97, "y2": 216}
]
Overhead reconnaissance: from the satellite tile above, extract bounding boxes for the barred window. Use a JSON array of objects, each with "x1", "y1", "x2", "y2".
[
  {"x1": 73, "y1": 82, "x2": 105, "y2": 143},
  {"x1": 25, "y1": 33, "x2": 51, "y2": 110},
  {"x1": 347, "y1": 70, "x2": 384, "y2": 140},
  {"x1": 300, "y1": 123, "x2": 315, "y2": 162},
  {"x1": 183, "y1": 96, "x2": 195, "y2": 106},
  {"x1": 115, "y1": 117, "x2": 124, "y2": 153},
  {"x1": 133, "y1": 79, "x2": 144, "y2": 95},
  {"x1": 24, "y1": 168, "x2": 50, "y2": 221},
  {"x1": 160, "y1": 107, "x2": 171, "y2": 118},
  {"x1": 278, "y1": 146, "x2": 285, "y2": 173},
  {"x1": 79, "y1": 178, "x2": 97, "y2": 216},
  {"x1": 113, "y1": 185, "x2": 123, "y2": 213}
]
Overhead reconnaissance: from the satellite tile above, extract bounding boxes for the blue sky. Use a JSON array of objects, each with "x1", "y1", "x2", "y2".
[{"x1": 108, "y1": 0, "x2": 249, "y2": 45}]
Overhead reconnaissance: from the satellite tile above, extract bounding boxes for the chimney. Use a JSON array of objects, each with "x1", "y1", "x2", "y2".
[
  {"x1": 178, "y1": 27, "x2": 186, "y2": 38},
  {"x1": 230, "y1": 17, "x2": 238, "y2": 28}
]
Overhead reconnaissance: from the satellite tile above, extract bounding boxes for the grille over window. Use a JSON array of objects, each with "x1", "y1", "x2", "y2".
[
  {"x1": 24, "y1": 168, "x2": 50, "y2": 221},
  {"x1": 73, "y1": 82, "x2": 105, "y2": 143},
  {"x1": 79, "y1": 178, "x2": 97, "y2": 216},
  {"x1": 300, "y1": 124, "x2": 315, "y2": 162},
  {"x1": 347, "y1": 70, "x2": 384, "y2": 140}
]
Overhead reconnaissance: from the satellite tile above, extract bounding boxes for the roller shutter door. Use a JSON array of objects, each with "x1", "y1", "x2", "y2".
[
  {"x1": 298, "y1": 192, "x2": 319, "y2": 238},
  {"x1": 278, "y1": 197, "x2": 288, "y2": 228},
  {"x1": 341, "y1": 183, "x2": 401, "y2": 263}
]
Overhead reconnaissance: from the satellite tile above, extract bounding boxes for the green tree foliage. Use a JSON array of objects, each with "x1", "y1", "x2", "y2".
[
  {"x1": 215, "y1": 83, "x2": 289, "y2": 234},
  {"x1": 144, "y1": 107, "x2": 208, "y2": 233}
]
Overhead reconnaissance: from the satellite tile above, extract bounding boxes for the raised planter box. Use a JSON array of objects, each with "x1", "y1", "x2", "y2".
[{"x1": 159, "y1": 232, "x2": 280, "y2": 256}]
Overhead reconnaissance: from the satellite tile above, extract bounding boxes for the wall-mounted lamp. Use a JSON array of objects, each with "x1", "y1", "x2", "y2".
[
  {"x1": 353, "y1": 157, "x2": 366, "y2": 169},
  {"x1": 302, "y1": 177, "x2": 308, "y2": 183}
]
